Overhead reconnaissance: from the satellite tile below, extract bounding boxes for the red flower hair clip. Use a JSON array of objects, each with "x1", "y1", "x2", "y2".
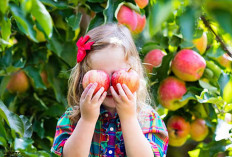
[{"x1": 76, "y1": 35, "x2": 95, "y2": 63}]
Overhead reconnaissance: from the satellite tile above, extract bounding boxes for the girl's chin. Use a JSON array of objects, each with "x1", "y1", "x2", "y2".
[{"x1": 103, "y1": 97, "x2": 116, "y2": 108}]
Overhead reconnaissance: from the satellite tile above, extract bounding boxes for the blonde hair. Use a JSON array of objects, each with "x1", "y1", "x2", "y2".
[{"x1": 68, "y1": 23, "x2": 151, "y2": 123}]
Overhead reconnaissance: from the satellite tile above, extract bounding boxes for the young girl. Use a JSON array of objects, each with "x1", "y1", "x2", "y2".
[{"x1": 51, "y1": 23, "x2": 168, "y2": 157}]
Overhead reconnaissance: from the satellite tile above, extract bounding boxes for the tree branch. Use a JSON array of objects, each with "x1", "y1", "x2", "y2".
[{"x1": 201, "y1": 15, "x2": 232, "y2": 58}]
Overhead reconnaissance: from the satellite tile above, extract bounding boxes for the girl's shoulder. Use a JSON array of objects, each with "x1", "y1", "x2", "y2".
[
  {"x1": 138, "y1": 104, "x2": 159, "y2": 119},
  {"x1": 56, "y1": 106, "x2": 74, "y2": 125}
]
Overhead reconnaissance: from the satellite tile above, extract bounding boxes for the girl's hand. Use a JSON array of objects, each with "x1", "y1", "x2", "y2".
[
  {"x1": 110, "y1": 83, "x2": 137, "y2": 121},
  {"x1": 80, "y1": 83, "x2": 107, "y2": 123}
]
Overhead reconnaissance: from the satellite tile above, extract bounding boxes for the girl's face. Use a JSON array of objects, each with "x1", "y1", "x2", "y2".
[{"x1": 89, "y1": 46, "x2": 130, "y2": 113}]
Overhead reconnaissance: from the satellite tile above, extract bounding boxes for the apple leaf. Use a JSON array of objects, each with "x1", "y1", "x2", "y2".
[
  {"x1": 179, "y1": 6, "x2": 198, "y2": 41},
  {"x1": 19, "y1": 115, "x2": 33, "y2": 138},
  {"x1": 24, "y1": 66, "x2": 46, "y2": 89},
  {"x1": 87, "y1": 12, "x2": 105, "y2": 32},
  {"x1": 103, "y1": 0, "x2": 122, "y2": 23},
  {"x1": 31, "y1": 0, "x2": 53, "y2": 38},
  {"x1": 151, "y1": 53, "x2": 174, "y2": 82},
  {"x1": 65, "y1": 13, "x2": 82, "y2": 31},
  {"x1": 0, "y1": 0, "x2": 9, "y2": 14},
  {"x1": 199, "y1": 79, "x2": 218, "y2": 92},
  {"x1": 47, "y1": 32, "x2": 64, "y2": 56},
  {"x1": 149, "y1": 1, "x2": 174, "y2": 37},
  {"x1": 40, "y1": 0, "x2": 69, "y2": 9},
  {"x1": 0, "y1": 100, "x2": 24, "y2": 138},
  {"x1": 14, "y1": 137, "x2": 34, "y2": 151},
  {"x1": 141, "y1": 42, "x2": 162, "y2": 56},
  {"x1": 9, "y1": 4, "x2": 37, "y2": 42},
  {"x1": 1, "y1": 17, "x2": 11, "y2": 41},
  {"x1": 33, "y1": 120, "x2": 45, "y2": 139},
  {"x1": 218, "y1": 72, "x2": 232, "y2": 103}
]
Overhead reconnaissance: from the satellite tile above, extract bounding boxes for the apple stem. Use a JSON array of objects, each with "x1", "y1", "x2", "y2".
[{"x1": 128, "y1": 67, "x2": 132, "y2": 72}]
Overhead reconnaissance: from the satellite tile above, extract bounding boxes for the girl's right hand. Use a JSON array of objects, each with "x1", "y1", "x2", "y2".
[{"x1": 80, "y1": 83, "x2": 107, "y2": 123}]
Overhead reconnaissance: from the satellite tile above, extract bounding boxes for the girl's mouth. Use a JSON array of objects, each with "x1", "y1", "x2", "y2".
[{"x1": 107, "y1": 95, "x2": 112, "y2": 98}]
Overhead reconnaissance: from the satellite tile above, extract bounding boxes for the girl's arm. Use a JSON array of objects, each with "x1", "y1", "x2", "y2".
[
  {"x1": 63, "y1": 83, "x2": 107, "y2": 157},
  {"x1": 111, "y1": 84, "x2": 153, "y2": 157},
  {"x1": 63, "y1": 118, "x2": 96, "y2": 157},
  {"x1": 120, "y1": 117, "x2": 154, "y2": 157}
]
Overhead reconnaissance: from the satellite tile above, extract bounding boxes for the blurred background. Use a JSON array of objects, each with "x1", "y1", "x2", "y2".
[{"x1": 0, "y1": 0, "x2": 232, "y2": 156}]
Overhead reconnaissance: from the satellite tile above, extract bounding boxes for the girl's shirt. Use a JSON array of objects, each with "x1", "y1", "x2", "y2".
[{"x1": 51, "y1": 105, "x2": 169, "y2": 157}]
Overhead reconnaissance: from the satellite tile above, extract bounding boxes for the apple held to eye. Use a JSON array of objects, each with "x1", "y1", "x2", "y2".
[
  {"x1": 82, "y1": 69, "x2": 140, "y2": 95},
  {"x1": 111, "y1": 68, "x2": 140, "y2": 94},
  {"x1": 82, "y1": 70, "x2": 110, "y2": 94}
]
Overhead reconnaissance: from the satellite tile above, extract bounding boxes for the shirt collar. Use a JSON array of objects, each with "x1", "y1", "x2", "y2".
[{"x1": 100, "y1": 105, "x2": 118, "y2": 119}]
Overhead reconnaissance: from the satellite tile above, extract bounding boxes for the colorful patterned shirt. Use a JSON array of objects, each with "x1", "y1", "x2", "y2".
[{"x1": 51, "y1": 105, "x2": 168, "y2": 157}]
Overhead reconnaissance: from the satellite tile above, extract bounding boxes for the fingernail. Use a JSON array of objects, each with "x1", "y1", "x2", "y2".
[{"x1": 101, "y1": 87, "x2": 104, "y2": 90}]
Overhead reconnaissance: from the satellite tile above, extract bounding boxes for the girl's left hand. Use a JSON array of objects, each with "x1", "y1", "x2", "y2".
[{"x1": 110, "y1": 83, "x2": 137, "y2": 121}]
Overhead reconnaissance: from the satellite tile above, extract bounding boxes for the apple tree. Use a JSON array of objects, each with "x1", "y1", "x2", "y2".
[{"x1": 0, "y1": 0, "x2": 231, "y2": 156}]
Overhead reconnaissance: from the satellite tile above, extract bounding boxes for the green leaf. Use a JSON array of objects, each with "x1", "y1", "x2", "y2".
[
  {"x1": 60, "y1": 42, "x2": 76, "y2": 67},
  {"x1": 0, "y1": 76, "x2": 11, "y2": 99},
  {"x1": 24, "y1": 66, "x2": 46, "y2": 89},
  {"x1": 0, "y1": 120, "x2": 7, "y2": 140},
  {"x1": 206, "y1": 46, "x2": 225, "y2": 58},
  {"x1": 87, "y1": 12, "x2": 104, "y2": 32},
  {"x1": 218, "y1": 72, "x2": 232, "y2": 103},
  {"x1": 87, "y1": 0, "x2": 105, "y2": 2},
  {"x1": 14, "y1": 137, "x2": 34, "y2": 151},
  {"x1": 0, "y1": 100, "x2": 24, "y2": 137},
  {"x1": 31, "y1": 0, "x2": 53, "y2": 38},
  {"x1": 19, "y1": 115, "x2": 33, "y2": 138},
  {"x1": 40, "y1": 0, "x2": 69, "y2": 9},
  {"x1": 9, "y1": 4, "x2": 37, "y2": 42},
  {"x1": 141, "y1": 42, "x2": 162, "y2": 55},
  {"x1": 33, "y1": 92, "x2": 48, "y2": 110},
  {"x1": 66, "y1": 13, "x2": 82, "y2": 31},
  {"x1": 199, "y1": 79, "x2": 218, "y2": 92},
  {"x1": 206, "y1": 0, "x2": 232, "y2": 36},
  {"x1": 87, "y1": 2, "x2": 105, "y2": 13},
  {"x1": 47, "y1": 32, "x2": 64, "y2": 56},
  {"x1": 0, "y1": 0, "x2": 9, "y2": 14},
  {"x1": 169, "y1": 35, "x2": 181, "y2": 47},
  {"x1": 46, "y1": 56, "x2": 67, "y2": 104},
  {"x1": 150, "y1": 53, "x2": 174, "y2": 82},
  {"x1": 149, "y1": 1, "x2": 174, "y2": 37},
  {"x1": 1, "y1": 17, "x2": 11, "y2": 41},
  {"x1": 179, "y1": 7, "x2": 197, "y2": 41},
  {"x1": 0, "y1": 136, "x2": 7, "y2": 147},
  {"x1": 42, "y1": 104, "x2": 65, "y2": 117},
  {"x1": 33, "y1": 120, "x2": 45, "y2": 138},
  {"x1": 103, "y1": 0, "x2": 122, "y2": 23}
]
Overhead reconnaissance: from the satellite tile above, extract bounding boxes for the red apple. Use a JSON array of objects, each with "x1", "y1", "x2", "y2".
[
  {"x1": 135, "y1": 0, "x2": 149, "y2": 9},
  {"x1": 158, "y1": 76, "x2": 188, "y2": 111},
  {"x1": 116, "y1": 5, "x2": 138, "y2": 31},
  {"x1": 40, "y1": 70, "x2": 50, "y2": 88},
  {"x1": 82, "y1": 70, "x2": 110, "y2": 94},
  {"x1": 193, "y1": 32, "x2": 207, "y2": 55},
  {"x1": 133, "y1": 12, "x2": 146, "y2": 34},
  {"x1": 111, "y1": 68, "x2": 140, "y2": 93},
  {"x1": 171, "y1": 49, "x2": 206, "y2": 82},
  {"x1": 167, "y1": 115, "x2": 191, "y2": 147},
  {"x1": 7, "y1": 70, "x2": 30, "y2": 93},
  {"x1": 190, "y1": 118, "x2": 209, "y2": 141},
  {"x1": 143, "y1": 49, "x2": 166, "y2": 73}
]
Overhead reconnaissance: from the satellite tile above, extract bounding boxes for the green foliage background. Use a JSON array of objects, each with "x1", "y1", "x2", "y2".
[{"x1": 0, "y1": 0, "x2": 232, "y2": 156}]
